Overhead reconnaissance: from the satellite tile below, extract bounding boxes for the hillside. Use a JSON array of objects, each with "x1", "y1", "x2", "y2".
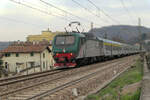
[{"x1": 89, "y1": 25, "x2": 150, "y2": 44}]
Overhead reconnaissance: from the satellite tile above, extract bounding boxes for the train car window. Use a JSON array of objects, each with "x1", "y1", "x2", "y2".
[
  {"x1": 106, "y1": 45, "x2": 108, "y2": 50},
  {"x1": 112, "y1": 46, "x2": 115, "y2": 50},
  {"x1": 115, "y1": 47, "x2": 117, "y2": 50},
  {"x1": 99, "y1": 41, "x2": 103, "y2": 48},
  {"x1": 117, "y1": 47, "x2": 119, "y2": 50},
  {"x1": 112, "y1": 46, "x2": 114, "y2": 50},
  {"x1": 96, "y1": 41, "x2": 99, "y2": 47},
  {"x1": 106, "y1": 45, "x2": 111, "y2": 50}
]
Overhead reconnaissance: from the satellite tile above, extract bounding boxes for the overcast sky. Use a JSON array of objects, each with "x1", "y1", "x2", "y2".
[{"x1": 0, "y1": 0, "x2": 150, "y2": 41}]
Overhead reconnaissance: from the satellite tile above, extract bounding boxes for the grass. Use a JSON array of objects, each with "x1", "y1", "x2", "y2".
[
  {"x1": 85, "y1": 59, "x2": 143, "y2": 100},
  {"x1": 120, "y1": 89, "x2": 141, "y2": 100}
]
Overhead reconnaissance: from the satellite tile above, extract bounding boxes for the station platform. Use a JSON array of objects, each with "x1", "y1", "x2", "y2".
[{"x1": 140, "y1": 57, "x2": 150, "y2": 100}]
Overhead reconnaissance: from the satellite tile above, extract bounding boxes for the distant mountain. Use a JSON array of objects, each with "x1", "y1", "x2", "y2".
[
  {"x1": 89, "y1": 25, "x2": 150, "y2": 44},
  {"x1": 0, "y1": 42, "x2": 13, "y2": 50}
]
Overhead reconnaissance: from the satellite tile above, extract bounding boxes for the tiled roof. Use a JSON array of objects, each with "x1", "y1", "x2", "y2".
[{"x1": 0, "y1": 45, "x2": 50, "y2": 53}]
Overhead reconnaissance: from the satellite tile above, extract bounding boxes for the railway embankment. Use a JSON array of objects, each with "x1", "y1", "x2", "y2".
[{"x1": 85, "y1": 57, "x2": 143, "y2": 100}]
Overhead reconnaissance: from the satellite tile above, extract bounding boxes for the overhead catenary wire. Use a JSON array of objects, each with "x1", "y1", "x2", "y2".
[
  {"x1": 39, "y1": 0, "x2": 102, "y2": 26},
  {"x1": 86, "y1": 0, "x2": 121, "y2": 24},
  {"x1": 40, "y1": 0, "x2": 90, "y2": 22},
  {"x1": 71, "y1": 0, "x2": 109, "y2": 23},
  {"x1": 23, "y1": 0, "x2": 77, "y2": 21},
  {"x1": 10, "y1": 0, "x2": 73, "y2": 22}
]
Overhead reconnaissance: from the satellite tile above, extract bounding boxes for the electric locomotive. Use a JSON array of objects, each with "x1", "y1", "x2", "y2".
[{"x1": 52, "y1": 32, "x2": 89, "y2": 67}]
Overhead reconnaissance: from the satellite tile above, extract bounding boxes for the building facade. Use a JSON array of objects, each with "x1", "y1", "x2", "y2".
[
  {"x1": 0, "y1": 44, "x2": 54, "y2": 73},
  {"x1": 27, "y1": 28, "x2": 65, "y2": 42}
]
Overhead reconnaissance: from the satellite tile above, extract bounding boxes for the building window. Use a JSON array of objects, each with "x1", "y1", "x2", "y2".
[
  {"x1": 30, "y1": 62, "x2": 35, "y2": 67},
  {"x1": 5, "y1": 53, "x2": 11, "y2": 57},
  {"x1": 43, "y1": 53, "x2": 45, "y2": 58},
  {"x1": 43, "y1": 61, "x2": 45, "y2": 68},
  {"x1": 5, "y1": 62, "x2": 8, "y2": 69},
  {"x1": 30, "y1": 52, "x2": 34, "y2": 56},
  {"x1": 16, "y1": 53, "x2": 19, "y2": 57}
]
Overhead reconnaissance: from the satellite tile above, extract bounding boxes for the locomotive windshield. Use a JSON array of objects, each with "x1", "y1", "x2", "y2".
[{"x1": 55, "y1": 35, "x2": 75, "y2": 45}]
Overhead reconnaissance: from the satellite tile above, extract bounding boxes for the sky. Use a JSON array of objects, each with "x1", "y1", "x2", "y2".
[{"x1": 0, "y1": 0, "x2": 150, "y2": 41}]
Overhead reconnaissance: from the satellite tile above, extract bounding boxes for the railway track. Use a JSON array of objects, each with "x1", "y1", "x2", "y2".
[
  {"x1": 0, "y1": 55, "x2": 138, "y2": 100},
  {"x1": 0, "y1": 69, "x2": 70, "y2": 95},
  {"x1": 0, "y1": 69, "x2": 65, "y2": 86}
]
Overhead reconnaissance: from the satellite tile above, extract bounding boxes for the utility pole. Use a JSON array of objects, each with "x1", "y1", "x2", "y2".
[
  {"x1": 138, "y1": 17, "x2": 145, "y2": 58},
  {"x1": 138, "y1": 18, "x2": 142, "y2": 51},
  {"x1": 90, "y1": 22, "x2": 94, "y2": 34},
  {"x1": 138, "y1": 18, "x2": 141, "y2": 34}
]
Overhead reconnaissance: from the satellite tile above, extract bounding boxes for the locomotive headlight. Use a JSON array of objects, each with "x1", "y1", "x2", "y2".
[{"x1": 56, "y1": 53, "x2": 59, "y2": 56}]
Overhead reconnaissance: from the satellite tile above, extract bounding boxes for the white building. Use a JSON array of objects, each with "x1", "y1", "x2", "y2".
[{"x1": 0, "y1": 44, "x2": 54, "y2": 73}]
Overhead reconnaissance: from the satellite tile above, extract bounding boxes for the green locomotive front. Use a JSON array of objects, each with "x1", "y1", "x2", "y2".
[{"x1": 52, "y1": 33, "x2": 84, "y2": 67}]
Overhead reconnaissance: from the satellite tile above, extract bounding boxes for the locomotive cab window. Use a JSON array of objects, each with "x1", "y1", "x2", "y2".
[{"x1": 55, "y1": 35, "x2": 75, "y2": 45}]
